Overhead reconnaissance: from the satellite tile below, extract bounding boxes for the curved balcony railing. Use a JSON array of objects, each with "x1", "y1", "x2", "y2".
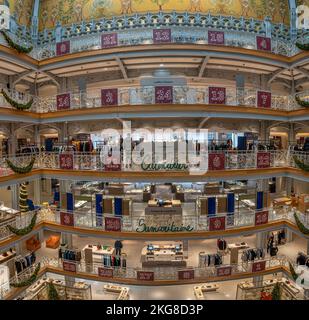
[{"x1": 0, "y1": 88, "x2": 305, "y2": 114}]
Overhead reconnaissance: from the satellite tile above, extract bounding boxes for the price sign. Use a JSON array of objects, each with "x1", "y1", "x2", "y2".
[
  {"x1": 216, "y1": 266, "x2": 232, "y2": 277},
  {"x1": 101, "y1": 33, "x2": 118, "y2": 48},
  {"x1": 63, "y1": 261, "x2": 76, "y2": 273},
  {"x1": 56, "y1": 93, "x2": 71, "y2": 110},
  {"x1": 209, "y1": 87, "x2": 226, "y2": 104},
  {"x1": 59, "y1": 153, "x2": 74, "y2": 170},
  {"x1": 137, "y1": 271, "x2": 154, "y2": 281},
  {"x1": 98, "y1": 267, "x2": 113, "y2": 278},
  {"x1": 60, "y1": 211, "x2": 74, "y2": 226},
  {"x1": 208, "y1": 31, "x2": 225, "y2": 45},
  {"x1": 255, "y1": 210, "x2": 269, "y2": 226},
  {"x1": 257, "y1": 91, "x2": 272, "y2": 108},
  {"x1": 101, "y1": 88, "x2": 118, "y2": 106},
  {"x1": 153, "y1": 29, "x2": 171, "y2": 43}
]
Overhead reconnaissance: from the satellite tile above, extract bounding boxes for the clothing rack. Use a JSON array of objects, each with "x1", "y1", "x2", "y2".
[
  {"x1": 199, "y1": 252, "x2": 223, "y2": 268},
  {"x1": 241, "y1": 248, "x2": 265, "y2": 263},
  {"x1": 59, "y1": 248, "x2": 81, "y2": 262},
  {"x1": 14, "y1": 252, "x2": 36, "y2": 275}
]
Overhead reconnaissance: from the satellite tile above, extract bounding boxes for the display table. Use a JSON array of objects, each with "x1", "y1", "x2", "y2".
[
  {"x1": 194, "y1": 284, "x2": 219, "y2": 299},
  {"x1": 273, "y1": 197, "x2": 291, "y2": 207},
  {"x1": 0, "y1": 249, "x2": 16, "y2": 264},
  {"x1": 103, "y1": 284, "x2": 130, "y2": 300},
  {"x1": 141, "y1": 243, "x2": 186, "y2": 268},
  {"x1": 145, "y1": 200, "x2": 182, "y2": 215},
  {"x1": 83, "y1": 245, "x2": 114, "y2": 262},
  {"x1": 228, "y1": 243, "x2": 249, "y2": 265}
]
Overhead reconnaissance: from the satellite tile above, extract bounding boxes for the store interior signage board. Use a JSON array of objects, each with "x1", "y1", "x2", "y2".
[{"x1": 136, "y1": 219, "x2": 194, "y2": 232}]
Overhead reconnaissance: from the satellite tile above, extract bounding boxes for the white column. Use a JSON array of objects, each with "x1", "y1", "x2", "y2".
[
  {"x1": 256, "y1": 231, "x2": 267, "y2": 249},
  {"x1": 33, "y1": 179, "x2": 41, "y2": 205},
  {"x1": 11, "y1": 184, "x2": 19, "y2": 210},
  {"x1": 61, "y1": 232, "x2": 73, "y2": 248}
]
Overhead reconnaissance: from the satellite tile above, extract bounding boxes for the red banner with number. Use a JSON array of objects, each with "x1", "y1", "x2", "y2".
[
  {"x1": 105, "y1": 217, "x2": 121, "y2": 231},
  {"x1": 255, "y1": 210, "x2": 269, "y2": 226},
  {"x1": 208, "y1": 153, "x2": 225, "y2": 170},
  {"x1": 257, "y1": 91, "x2": 272, "y2": 108},
  {"x1": 56, "y1": 41, "x2": 70, "y2": 56},
  {"x1": 98, "y1": 267, "x2": 114, "y2": 278},
  {"x1": 60, "y1": 211, "x2": 74, "y2": 226},
  {"x1": 209, "y1": 87, "x2": 226, "y2": 104},
  {"x1": 252, "y1": 260, "x2": 267, "y2": 273},
  {"x1": 155, "y1": 86, "x2": 173, "y2": 104},
  {"x1": 256, "y1": 36, "x2": 271, "y2": 51},
  {"x1": 208, "y1": 31, "x2": 225, "y2": 45},
  {"x1": 216, "y1": 266, "x2": 232, "y2": 277},
  {"x1": 153, "y1": 29, "x2": 171, "y2": 43},
  {"x1": 101, "y1": 33, "x2": 118, "y2": 48},
  {"x1": 209, "y1": 216, "x2": 226, "y2": 231},
  {"x1": 101, "y1": 88, "x2": 118, "y2": 106},
  {"x1": 56, "y1": 93, "x2": 71, "y2": 110},
  {"x1": 178, "y1": 269, "x2": 195, "y2": 280},
  {"x1": 257, "y1": 152, "x2": 271, "y2": 168},
  {"x1": 63, "y1": 261, "x2": 76, "y2": 273},
  {"x1": 137, "y1": 271, "x2": 154, "y2": 281},
  {"x1": 59, "y1": 153, "x2": 73, "y2": 170}
]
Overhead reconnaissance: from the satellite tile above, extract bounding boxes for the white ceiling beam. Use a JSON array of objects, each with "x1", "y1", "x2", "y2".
[
  {"x1": 296, "y1": 67, "x2": 309, "y2": 79},
  {"x1": 267, "y1": 68, "x2": 287, "y2": 85},
  {"x1": 198, "y1": 56, "x2": 210, "y2": 78},
  {"x1": 115, "y1": 57, "x2": 128, "y2": 80}
]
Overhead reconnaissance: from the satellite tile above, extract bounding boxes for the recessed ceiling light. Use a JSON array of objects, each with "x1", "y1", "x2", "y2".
[{"x1": 160, "y1": 64, "x2": 164, "y2": 67}]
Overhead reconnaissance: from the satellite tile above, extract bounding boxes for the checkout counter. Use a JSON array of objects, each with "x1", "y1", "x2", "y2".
[{"x1": 145, "y1": 199, "x2": 182, "y2": 215}]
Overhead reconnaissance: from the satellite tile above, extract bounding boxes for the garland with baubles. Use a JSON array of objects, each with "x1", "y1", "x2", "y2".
[
  {"x1": 295, "y1": 95, "x2": 309, "y2": 108},
  {"x1": 6, "y1": 211, "x2": 38, "y2": 236},
  {"x1": 294, "y1": 213, "x2": 309, "y2": 235},
  {"x1": 0, "y1": 30, "x2": 33, "y2": 54},
  {"x1": 293, "y1": 156, "x2": 309, "y2": 172},
  {"x1": 296, "y1": 42, "x2": 309, "y2": 51},
  {"x1": 1, "y1": 89, "x2": 33, "y2": 110},
  {"x1": 19, "y1": 183, "x2": 29, "y2": 213},
  {"x1": 10, "y1": 263, "x2": 41, "y2": 288},
  {"x1": 48, "y1": 282, "x2": 60, "y2": 300},
  {"x1": 289, "y1": 262, "x2": 298, "y2": 281},
  {"x1": 271, "y1": 282, "x2": 282, "y2": 300},
  {"x1": 5, "y1": 157, "x2": 35, "y2": 174}
]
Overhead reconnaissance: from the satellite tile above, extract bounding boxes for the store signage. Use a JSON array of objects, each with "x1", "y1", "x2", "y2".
[
  {"x1": 153, "y1": 29, "x2": 172, "y2": 43},
  {"x1": 98, "y1": 267, "x2": 114, "y2": 278},
  {"x1": 208, "y1": 87, "x2": 226, "y2": 104},
  {"x1": 256, "y1": 36, "x2": 271, "y2": 51},
  {"x1": 226, "y1": 214, "x2": 235, "y2": 227},
  {"x1": 101, "y1": 88, "x2": 118, "y2": 106},
  {"x1": 56, "y1": 93, "x2": 71, "y2": 110},
  {"x1": 63, "y1": 261, "x2": 77, "y2": 273},
  {"x1": 178, "y1": 269, "x2": 195, "y2": 280},
  {"x1": 155, "y1": 86, "x2": 173, "y2": 104},
  {"x1": 59, "y1": 153, "x2": 74, "y2": 170},
  {"x1": 257, "y1": 91, "x2": 272, "y2": 108},
  {"x1": 136, "y1": 219, "x2": 194, "y2": 233},
  {"x1": 255, "y1": 210, "x2": 269, "y2": 226},
  {"x1": 56, "y1": 40, "x2": 70, "y2": 56},
  {"x1": 252, "y1": 260, "x2": 266, "y2": 273},
  {"x1": 60, "y1": 211, "x2": 74, "y2": 227},
  {"x1": 209, "y1": 216, "x2": 226, "y2": 231},
  {"x1": 257, "y1": 152, "x2": 271, "y2": 168},
  {"x1": 105, "y1": 217, "x2": 122, "y2": 232},
  {"x1": 208, "y1": 153, "x2": 225, "y2": 170},
  {"x1": 208, "y1": 31, "x2": 225, "y2": 45},
  {"x1": 141, "y1": 162, "x2": 188, "y2": 171},
  {"x1": 101, "y1": 33, "x2": 118, "y2": 48},
  {"x1": 104, "y1": 163, "x2": 121, "y2": 171},
  {"x1": 137, "y1": 271, "x2": 154, "y2": 281},
  {"x1": 216, "y1": 266, "x2": 232, "y2": 277}
]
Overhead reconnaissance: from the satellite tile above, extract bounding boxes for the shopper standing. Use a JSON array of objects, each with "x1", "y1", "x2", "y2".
[{"x1": 114, "y1": 240, "x2": 123, "y2": 256}]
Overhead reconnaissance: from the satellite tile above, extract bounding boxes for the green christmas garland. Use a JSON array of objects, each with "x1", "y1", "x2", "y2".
[
  {"x1": 1, "y1": 89, "x2": 33, "y2": 110},
  {"x1": 5, "y1": 157, "x2": 35, "y2": 174},
  {"x1": 294, "y1": 213, "x2": 309, "y2": 235},
  {"x1": 271, "y1": 282, "x2": 282, "y2": 300},
  {"x1": 296, "y1": 42, "x2": 309, "y2": 51},
  {"x1": 6, "y1": 211, "x2": 38, "y2": 236},
  {"x1": 295, "y1": 95, "x2": 309, "y2": 108},
  {"x1": 289, "y1": 262, "x2": 298, "y2": 281},
  {"x1": 48, "y1": 282, "x2": 60, "y2": 300},
  {"x1": 293, "y1": 156, "x2": 309, "y2": 172},
  {"x1": 0, "y1": 30, "x2": 33, "y2": 54},
  {"x1": 10, "y1": 263, "x2": 41, "y2": 288}
]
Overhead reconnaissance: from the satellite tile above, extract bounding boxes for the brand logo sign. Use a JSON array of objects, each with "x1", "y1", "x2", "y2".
[
  {"x1": 153, "y1": 29, "x2": 171, "y2": 43},
  {"x1": 209, "y1": 87, "x2": 226, "y2": 104},
  {"x1": 105, "y1": 217, "x2": 121, "y2": 232},
  {"x1": 155, "y1": 86, "x2": 173, "y2": 104},
  {"x1": 208, "y1": 31, "x2": 225, "y2": 45},
  {"x1": 216, "y1": 266, "x2": 232, "y2": 277},
  {"x1": 56, "y1": 93, "x2": 71, "y2": 110},
  {"x1": 98, "y1": 267, "x2": 113, "y2": 278},
  {"x1": 208, "y1": 153, "x2": 225, "y2": 170},
  {"x1": 137, "y1": 271, "x2": 154, "y2": 281},
  {"x1": 141, "y1": 162, "x2": 188, "y2": 171},
  {"x1": 178, "y1": 269, "x2": 195, "y2": 280},
  {"x1": 101, "y1": 33, "x2": 118, "y2": 48},
  {"x1": 101, "y1": 88, "x2": 118, "y2": 106},
  {"x1": 209, "y1": 216, "x2": 226, "y2": 231},
  {"x1": 252, "y1": 260, "x2": 266, "y2": 273},
  {"x1": 255, "y1": 210, "x2": 269, "y2": 226},
  {"x1": 56, "y1": 41, "x2": 70, "y2": 56},
  {"x1": 257, "y1": 91, "x2": 272, "y2": 108},
  {"x1": 257, "y1": 152, "x2": 271, "y2": 168},
  {"x1": 59, "y1": 153, "x2": 74, "y2": 170},
  {"x1": 256, "y1": 36, "x2": 271, "y2": 52},
  {"x1": 63, "y1": 261, "x2": 76, "y2": 273},
  {"x1": 136, "y1": 219, "x2": 194, "y2": 233},
  {"x1": 60, "y1": 211, "x2": 74, "y2": 226}
]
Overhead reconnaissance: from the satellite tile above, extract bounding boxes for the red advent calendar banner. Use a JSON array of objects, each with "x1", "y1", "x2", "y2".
[
  {"x1": 60, "y1": 211, "x2": 74, "y2": 226},
  {"x1": 252, "y1": 260, "x2": 267, "y2": 273},
  {"x1": 178, "y1": 269, "x2": 195, "y2": 280},
  {"x1": 105, "y1": 217, "x2": 121, "y2": 232},
  {"x1": 208, "y1": 31, "x2": 225, "y2": 45},
  {"x1": 208, "y1": 153, "x2": 225, "y2": 170},
  {"x1": 56, "y1": 41, "x2": 70, "y2": 56},
  {"x1": 256, "y1": 36, "x2": 271, "y2": 51},
  {"x1": 101, "y1": 88, "x2": 118, "y2": 106},
  {"x1": 209, "y1": 216, "x2": 226, "y2": 231},
  {"x1": 59, "y1": 153, "x2": 74, "y2": 170},
  {"x1": 63, "y1": 261, "x2": 77, "y2": 273},
  {"x1": 155, "y1": 86, "x2": 173, "y2": 104},
  {"x1": 98, "y1": 267, "x2": 114, "y2": 278},
  {"x1": 255, "y1": 210, "x2": 269, "y2": 226},
  {"x1": 137, "y1": 271, "x2": 154, "y2": 281},
  {"x1": 257, "y1": 91, "x2": 272, "y2": 108},
  {"x1": 216, "y1": 266, "x2": 232, "y2": 277},
  {"x1": 209, "y1": 87, "x2": 226, "y2": 104},
  {"x1": 101, "y1": 33, "x2": 118, "y2": 48},
  {"x1": 104, "y1": 163, "x2": 121, "y2": 171},
  {"x1": 153, "y1": 29, "x2": 172, "y2": 43},
  {"x1": 257, "y1": 152, "x2": 271, "y2": 168},
  {"x1": 56, "y1": 93, "x2": 71, "y2": 110}
]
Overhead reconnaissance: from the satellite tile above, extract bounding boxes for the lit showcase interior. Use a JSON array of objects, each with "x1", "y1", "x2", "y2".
[{"x1": 0, "y1": 0, "x2": 308, "y2": 302}]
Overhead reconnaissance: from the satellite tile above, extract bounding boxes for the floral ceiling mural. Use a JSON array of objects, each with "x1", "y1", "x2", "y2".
[
  {"x1": 0, "y1": 0, "x2": 34, "y2": 26},
  {"x1": 38, "y1": 0, "x2": 290, "y2": 30}
]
